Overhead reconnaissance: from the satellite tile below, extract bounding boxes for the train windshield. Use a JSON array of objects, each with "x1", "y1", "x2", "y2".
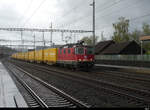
[
  {"x1": 86, "y1": 47, "x2": 94, "y2": 55},
  {"x1": 75, "y1": 48, "x2": 84, "y2": 55}
]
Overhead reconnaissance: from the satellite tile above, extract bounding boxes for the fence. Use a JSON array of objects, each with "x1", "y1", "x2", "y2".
[{"x1": 95, "y1": 55, "x2": 150, "y2": 62}]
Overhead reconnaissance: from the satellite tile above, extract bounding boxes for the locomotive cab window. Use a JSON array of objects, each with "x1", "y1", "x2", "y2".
[
  {"x1": 64, "y1": 49, "x2": 66, "y2": 54},
  {"x1": 68, "y1": 49, "x2": 71, "y2": 54},
  {"x1": 75, "y1": 48, "x2": 84, "y2": 55}
]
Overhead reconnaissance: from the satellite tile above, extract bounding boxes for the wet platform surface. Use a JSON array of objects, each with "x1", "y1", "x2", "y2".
[{"x1": 0, "y1": 62, "x2": 28, "y2": 107}]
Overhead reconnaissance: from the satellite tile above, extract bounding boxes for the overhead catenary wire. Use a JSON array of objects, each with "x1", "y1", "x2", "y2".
[
  {"x1": 53, "y1": 0, "x2": 85, "y2": 25},
  {"x1": 95, "y1": 12, "x2": 150, "y2": 40},
  {"x1": 59, "y1": 0, "x2": 146, "y2": 31},
  {"x1": 68, "y1": 0, "x2": 141, "y2": 31},
  {"x1": 95, "y1": 1, "x2": 150, "y2": 31},
  {"x1": 57, "y1": 0, "x2": 120, "y2": 28},
  {"x1": 96, "y1": 13, "x2": 150, "y2": 32},
  {"x1": 56, "y1": 0, "x2": 116, "y2": 27},
  {"x1": 57, "y1": 0, "x2": 125, "y2": 29},
  {"x1": 72, "y1": 0, "x2": 141, "y2": 31},
  {"x1": 95, "y1": 0, "x2": 142, "y2": 26},
  {"x1": 17, "y1": 0, "x2": 34, "y2": 27},
  {"x1": 22, "y1": 0, "x2": 46, "y2": 27},
  {"x1": 1, "y1": 0, "x2": 150, "y2": 48}
]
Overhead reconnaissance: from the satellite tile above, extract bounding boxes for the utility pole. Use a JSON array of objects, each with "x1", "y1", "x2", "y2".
[
  {"x1": 74, "y1": 34, "x2": 76, "y2": 43},
  {"x1": 50, "y1": 22, "x2": 53, "y2": 47},
  {"x1": 43, "y1": 31, "x2": 45, "y2": 48},
  {"x1": 42, "y1": 31, "x2": 45, "y2": 61},
  {"x1": 90, "y1": 0, "x2": 95, "y2": 55},
  {"x1": 10, "y1": 40, "x2": 12, "y2": 49},
  {"x1": 141, "y1": 41, "x2": 143, "y2": 55},
  {"x1": 34, "y1": 33, "x2": 36, "y2": 50},
  {"x1": 21, "y1": 31, "x2": 23, "y2": 53},
  {"x1": 33, "y1": 33, "x2": 35, "y2": 61}
]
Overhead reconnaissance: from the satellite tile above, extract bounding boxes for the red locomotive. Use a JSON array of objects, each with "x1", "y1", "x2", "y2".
[{"x1": 57, "y1": 41, "x2": 95, "y2": 70}]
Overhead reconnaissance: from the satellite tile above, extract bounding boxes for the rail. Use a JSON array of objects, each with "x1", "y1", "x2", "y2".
[
  {"x1": 13, "y1": 63, "x2": 90, "y2": 108},
  {"x1": 6, "y1": 65, "x2": 49, "y2": 108}
]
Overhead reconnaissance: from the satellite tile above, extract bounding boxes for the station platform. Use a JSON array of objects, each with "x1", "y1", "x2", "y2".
[
  {"x1": 0, "y1": 62, "x2": 28, "y2": 107},
  {"x1": 95, "y1": 64, "x2": 150, "y2": 74}
]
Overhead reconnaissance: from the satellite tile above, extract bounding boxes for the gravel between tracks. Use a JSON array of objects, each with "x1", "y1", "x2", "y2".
[
  {"x1": 7, "y1": 59, "x2": 150, "y2": 107},
  {"x1": 10, "y1": 59, "x2": 150, "y2": 92}
]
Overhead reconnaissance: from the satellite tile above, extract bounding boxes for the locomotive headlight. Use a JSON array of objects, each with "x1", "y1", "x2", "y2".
[{"x1": 84, "y1": 56, "x2": 87, "y2": 59}]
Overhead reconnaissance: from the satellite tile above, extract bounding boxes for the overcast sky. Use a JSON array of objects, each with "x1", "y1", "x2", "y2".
[{"x1": 0, "y1": 0, "x2": 150, "y2": 48}]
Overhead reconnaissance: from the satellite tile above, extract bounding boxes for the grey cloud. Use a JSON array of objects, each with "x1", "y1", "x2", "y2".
[
  {"x1": 0, "y1": 0, "x2": 150, "y2": 44},
  {"x1": 0, "y1": 4, "x2": 22, "y2": 26}
]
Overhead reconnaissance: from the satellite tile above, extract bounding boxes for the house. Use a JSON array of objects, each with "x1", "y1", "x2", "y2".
[
  {"x1": 101, "y1": 40, "x2": 144, "y2": 55},
  {"x1": 95, "y1": 40, "x2": 115, "y2": 55}
]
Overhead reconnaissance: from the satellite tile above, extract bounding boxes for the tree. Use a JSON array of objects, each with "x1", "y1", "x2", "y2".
[
  {"x1": 129, "y1": 29, "x2": 141, "y2": 43},
  {"x1": 111, "y1": 18, "x2": 150, "y2": 54},
  {"x1": 142, "y1": 23, "x2": 150, "y2": 36},
  {"x1": 112, "y1": 17, "x2": 130, "y2": 43},
  {"x1": 141, "y1": 23, "x2": 150, "y2": 54},
  {"x1": 101, "y1": 31, "x2": 107, "y2": 41},
  {"x1": 80, "y1": 36, "x2": 98, "y2": 45}
]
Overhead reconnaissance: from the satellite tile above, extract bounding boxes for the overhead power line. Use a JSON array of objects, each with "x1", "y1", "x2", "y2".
[
  {"x1": 96, "y1": 12, "x2": 150, "y2": 31},
  {"x1": 95, "y1": 0, "x2": 142, "y2": 23},
  {"x1": 96, "y1": 0, "x2": 124, "y2": 15},
  {"x1": 58, "y1": 0, "x2": 124, "y2": 29},
  {"x1": 23, "y1": 0, "x2": 46, "y2": 27},
  {"x1": 130, "y1": 13, "x2": 150, "y2": 21},
  {"x1": 0, "y1": 39, "x2": 50, "y2": 43},
  {"x1": 62, "y1": 0, "x2": 144, "y2": 30},
  {"x1": 68, "y1": 0, "x2": 141, "y2": 31},
  {"x1": 17, "y1": 0, "x2": 34, "y2": 26},
  {"x1": 54, "y1": 0, "x2": 89, "y2": 27}
]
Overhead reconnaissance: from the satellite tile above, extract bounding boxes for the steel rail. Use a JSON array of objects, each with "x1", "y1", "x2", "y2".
[
  {"x1": 6, "y1": 65, "x2": 49, "y2": 108},
  {"x1": 11, "y1": 60, "x2": 150, "y2": 106},
  {"x1": 12, "y1": 63, "x2": 90, "y2": 108}
]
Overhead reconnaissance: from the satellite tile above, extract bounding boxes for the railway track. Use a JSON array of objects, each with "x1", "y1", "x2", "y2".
[
  {"x1": 101, "y1": 70, "x2": 150, "y2": 82},
  {"x1": 8, "y1": 59, "x2": 150, "y2": 107},
  {"x1": 11, "y1": 59, "x2": 150, "y2": 84},
  {"x1": 94, "y1": 65, "x2": 150, "y2": 80},
  {"x1": 93, "y1": 70, "x2": 150, "y2": 87},
  {"x1": 4, "y1": 63, "x2": 48, "y2": 107},
  {"x1": 4, "y1": 61, "x2": 90, "y2": 108}
]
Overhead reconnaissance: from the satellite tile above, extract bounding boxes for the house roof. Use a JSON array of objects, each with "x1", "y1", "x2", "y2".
[
  {"x1": 95, "y1": 40, "x2": 115, "y2": 54},
  {"x1": 140, "y1": 36, "x2": 150, "y2": 41},
  {"x1": 101, "y1": 41, "x2": 138, "y2": 54}
]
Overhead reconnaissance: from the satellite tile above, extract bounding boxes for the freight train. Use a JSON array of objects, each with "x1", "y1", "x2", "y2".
[{"x1": 11, "y1": 42, "x2": 95, "y2": 70}]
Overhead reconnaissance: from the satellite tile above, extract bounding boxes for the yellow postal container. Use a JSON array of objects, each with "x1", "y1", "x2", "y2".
[
  {"x1": 35, "y1": 50, "x2": 43, "y2": 63},
  {"x1": 24, "y1": 52, "x2": 29, "y2": 61},
  {"x1": 28, "y1": 51, "x2": 35, "y2": 62},
  {"x1": 17, "y1": 53, "x2": 22, "y2": 60},
  {"x1": 21, "y1": 52, "x2": 25, "y2": 60},
  {"x1": 11, "y1": 53, "x2": 16, "y2": 59},
  {"x1": 43, "y1": 48, "x2": 57, "y2": 64}
]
